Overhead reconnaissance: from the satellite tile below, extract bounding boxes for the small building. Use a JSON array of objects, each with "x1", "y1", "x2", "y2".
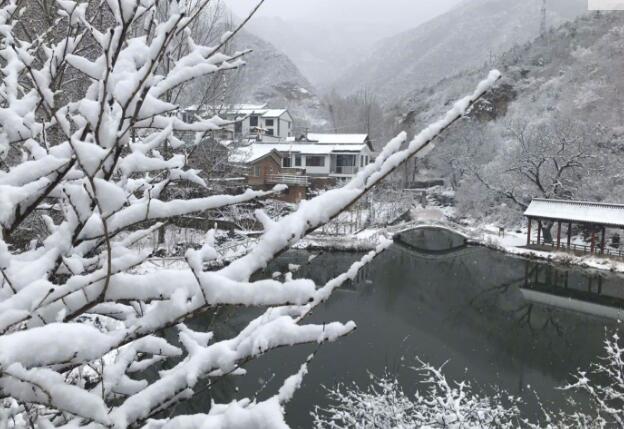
[
  {"x1": 230, "y1": 140, "x2": 373, "y2": 180},
  {"x1": 241, "y1": 149, "x2": 308, "y2": 204},
  {"x1": 228, "y1": 106, "x2": 293, "y2": 140},
  {"x1": 183, "y1": 104, "x2": 294, "y2": 140},
  {"x1": 306, "y1": 133, "x2": 374, "y2": 151},
  {"x1": 524, "y1": 198, "x2": 624, "y2": 257}
]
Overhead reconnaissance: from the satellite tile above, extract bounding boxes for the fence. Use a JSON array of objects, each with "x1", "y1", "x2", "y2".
[
  {"x1": 266, "y1": 174, "x2": 309, "y2": 186},
  {"x1": 530, "y1": 240, "x2": 624, "y2": 258}
]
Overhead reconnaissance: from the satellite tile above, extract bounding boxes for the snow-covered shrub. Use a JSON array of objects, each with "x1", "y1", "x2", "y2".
[
  {"x1": 554, "y1": 333, "x2": 624, "y2": 428},
  {"x1": 0, "y1": 0, "x2": 501, "y2": 425},
  {"x1": 312, "y1": 360, "x2": 522, "y2": 428},
  {"x1": 314, "y1": 334, "x2": 624, "y2": 429}
]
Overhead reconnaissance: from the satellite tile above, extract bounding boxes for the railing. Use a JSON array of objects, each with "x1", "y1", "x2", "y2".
[
  {"x1": 332, "y1": 166, "x2": 359, "y2": 175},
  {"x1": 529, "y1": 240, "x2": 624, "y2": 258},
  {"x1": 266, "y1": 174, "x2": 309, "y2": 186},
  {"x1": 147, "y1": 236, "x2": 256, "y2": 269}
]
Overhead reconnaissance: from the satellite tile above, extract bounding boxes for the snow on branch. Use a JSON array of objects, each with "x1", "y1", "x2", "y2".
[{"x1": 0, "y1": 0, "x2": 503, "y2": 425}]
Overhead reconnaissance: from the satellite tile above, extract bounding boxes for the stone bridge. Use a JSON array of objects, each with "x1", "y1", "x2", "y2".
[{"x1": 369, "y1": 220, "x2": 477, "y2": 242}]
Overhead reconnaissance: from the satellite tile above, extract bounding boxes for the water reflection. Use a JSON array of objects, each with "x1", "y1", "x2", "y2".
[
  {"x1": 521, "y1": 261, "x2": 624, "y2": 320},
  {"x1": 181, "y1": 228, "x2": 624, "y2": 428},
  {"x1": 395, "y1": 227, "x2": 467, "y2": 253}
]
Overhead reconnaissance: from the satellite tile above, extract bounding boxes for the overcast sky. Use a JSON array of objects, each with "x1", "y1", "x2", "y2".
[{"x1": 227, "y1": 0, "x2": 464, "y2": 28}]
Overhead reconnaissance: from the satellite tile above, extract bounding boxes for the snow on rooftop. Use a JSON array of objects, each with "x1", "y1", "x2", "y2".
[
  {"x1": 183, "y1": 104, "x2": 281, "y2": 114},
  {"x1": 261, "y1": 109, "x2": 288, "y2": 118},
  {"x1": 306, "y1": 133, "x2": 369, "y2": 145},
  {"x1": 229, "y1": 145, "x2": 276, "y2": 164},
  {"x1": 524, "y1": 199, "x2": 624, "y2": 227},
  {"x1": 223, "y1": 108, "x2": 288, "y2": 119},
  {"x1": 228, "y1": 142, "x2": 368, "y2": 164}
]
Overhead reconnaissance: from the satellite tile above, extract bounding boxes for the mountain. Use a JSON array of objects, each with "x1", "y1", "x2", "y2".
[
  {"x1": 390, "y1": 10, "x2": 624, "y2": 220},
  {"x1": 245, "y1": 17, "x2": 403, "y2": 90},
  {"x1": 395, "y1": 10, "x2": 624, "y2": 133},
  {"x1": 332, "y1": 0, "x2": 588, "y2": 104},
  {"x1": 229, "y1": 30, "x2": 328, "y2": 129}
]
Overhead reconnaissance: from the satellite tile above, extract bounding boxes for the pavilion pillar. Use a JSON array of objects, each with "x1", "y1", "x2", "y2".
[
  {"x1": 591, "y1": 228, "x2": 596, "y2": 254},
  {"x1": 567, "y1": 222, "x2": 572, "y2": 249},
  {"x1": 556, "y1": 221, "x2": 562, "y2": 249},
  {"x1": 527, "y1": 218, "x2": 532, "y2": 246},
  {"x1": 601, "y1": 227, "x2": 606, "y2": 255},
  {"x1": 537, "y1": 219, "x2": 542, "y2": 245}
]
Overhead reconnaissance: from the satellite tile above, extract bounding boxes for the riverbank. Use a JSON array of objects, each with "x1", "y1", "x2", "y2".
[
  {"x1": 469, "y1": 225, "x2": 624, "y2": 274},
  {"x1": 298, "y1": 221, "x2": 624, "y2": 274}
]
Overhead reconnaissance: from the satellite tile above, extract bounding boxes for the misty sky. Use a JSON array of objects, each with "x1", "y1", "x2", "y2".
[{"x1": 227, "y1": 0, "x2": 464, "y2": 28}]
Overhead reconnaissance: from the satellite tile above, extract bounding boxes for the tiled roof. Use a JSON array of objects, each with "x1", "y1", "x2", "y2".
[{"x1": 524, "y1": 199, "x2": 624, "y2": 227}]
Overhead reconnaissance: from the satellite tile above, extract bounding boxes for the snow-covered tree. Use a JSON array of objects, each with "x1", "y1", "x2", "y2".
[
  {"x1": 313, "y1": 334, "x2": 624, "y2": 429},
  {"x1": 0, "y1": 0, "x2": 501, "y2": 426},
  {"x1": 312, "y1": 360, "x2": 522, "y2": 428}
]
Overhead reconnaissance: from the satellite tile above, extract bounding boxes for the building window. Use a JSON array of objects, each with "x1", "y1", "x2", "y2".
[
  {"x1": 283, "y1": 157, "x2": 292, "y2": 168},
  {"x1": 306, "y1": 156, "x2": 325, "y2": 167},
  {"x1": 295, "y1": 155, "x2": 302, "y2": 167},
  {"x1": 336, "y1": 154, "x2": 356, "y2": 167},
  {"x1": 265, "y1": 119, "x2": 274, "y2": 126},
  {"x1": 250, "y1": 115, "x2": 258, "y2": 127},
  {"x1": 266, "y1": 129, "x2": 274, "y2": 136},
  {"x1": 253, "y1": 166, "x2": 260, "y2": 176}
]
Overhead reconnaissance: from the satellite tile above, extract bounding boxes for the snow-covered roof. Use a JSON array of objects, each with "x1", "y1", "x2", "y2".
[
  {"x1": 229, "y1": 143, "x2": 368, "y2": 164},
  {"x1": 524, "y1": 199, "x2": 624, "y2": 228},
  {"x1": 306, "y1": 133, "x2": 369, "y2": 145},
  {"x1": 260, "y1": 109, "x2": 288, "y2": 118},
  {"x1": 227, "y1": 108, "x2": 288, "y2": 119},
  {"x1": 182, "y1": 104, "x2": 290, "y2": 119}
]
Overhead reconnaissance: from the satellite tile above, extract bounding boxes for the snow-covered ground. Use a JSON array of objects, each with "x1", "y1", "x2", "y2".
[
  {"x1": 298, "y1": 217, "x2": 624, "y2": 274},
  {"x1": 469, "y1": 224, "x2": 624, "y2": 273}
]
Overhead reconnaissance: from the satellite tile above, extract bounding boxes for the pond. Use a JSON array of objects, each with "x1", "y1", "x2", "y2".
[{"x1": 185, "y1": 228, "x2": 624, "y2": 427}]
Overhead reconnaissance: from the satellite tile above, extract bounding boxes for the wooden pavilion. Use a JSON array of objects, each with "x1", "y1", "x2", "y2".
[{"x1": 524, "y1": 199, "x2": 624, "y2": 256}]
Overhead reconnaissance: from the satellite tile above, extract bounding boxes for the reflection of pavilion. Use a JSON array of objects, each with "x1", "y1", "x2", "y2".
[{"x1": 519, "y1": 261, "x2": 624, "y2": 320}]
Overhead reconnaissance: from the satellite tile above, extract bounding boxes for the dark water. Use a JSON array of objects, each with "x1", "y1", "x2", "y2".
[{"x1": 185, "y1": 229, "x2": 624, "y2": 427}]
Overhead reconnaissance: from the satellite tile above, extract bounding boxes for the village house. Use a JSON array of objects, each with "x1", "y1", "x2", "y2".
[
  {"x1": 182, "y1": 104, "x2": 294, "y2": 141},
  {"x1": 231, "y1": 135, "x2": 373, "y2": 180},
  {"x1": 228, "y1": 133, "x2": 375, "y2": 203},
  {"x1": 236, "y1": 149, "x2": 308, "y2": 204}
]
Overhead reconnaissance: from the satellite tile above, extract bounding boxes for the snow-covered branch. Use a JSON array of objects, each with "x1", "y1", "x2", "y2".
[{"x1": 0, "y1": 0, "x2": 503, "y2": 426}]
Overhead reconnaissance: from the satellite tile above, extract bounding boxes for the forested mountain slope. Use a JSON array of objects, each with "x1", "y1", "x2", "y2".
[
  {"x1": 246, "y1": 16, "x2": 401, "y2": 90},
  {"x1": 334, "y1": 0, "x2": 586, "y2": 104},
  {"x1": 231, "y1": 30, "x2": 328, "y2": 129},
  {"x1": 391, "y1": 11, "x2": 624, "y2": 223}
]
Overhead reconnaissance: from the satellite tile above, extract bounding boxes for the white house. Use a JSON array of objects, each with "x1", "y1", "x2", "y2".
[
  {"x1": 183, "y1": 104, "x2": 294, "y2": 140},
  {"x1": 230, "y1": 137, "x2": 373, "y2": 179},
  {"x1": 306, "y1": 133, "x2": 374, "y2": 151}
]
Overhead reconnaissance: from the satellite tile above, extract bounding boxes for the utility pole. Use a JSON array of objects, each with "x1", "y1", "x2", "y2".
[{"x1": 540, "y1": 0, "x2": 547, "y2": 36}]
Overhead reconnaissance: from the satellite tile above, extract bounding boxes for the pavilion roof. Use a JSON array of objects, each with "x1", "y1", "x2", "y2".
[{"x1": 524, "y1": 199, "x2": 624, "y2": 228}]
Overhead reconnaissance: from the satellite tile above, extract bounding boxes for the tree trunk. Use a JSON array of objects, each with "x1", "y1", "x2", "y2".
[{"x1": 541, "y1": 220, "x2": 554, "y2": 243}]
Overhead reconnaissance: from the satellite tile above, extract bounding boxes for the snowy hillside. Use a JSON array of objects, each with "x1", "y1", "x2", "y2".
[
  {"x1": 332, "y1": 0, "x2": 587, "y2": 104},
  {"x1": 392, "y1": 11, "x2": 624, "y2": 222},
  {"x1": 231, "y1": 30, "x2": 328, "y2": 129},
  {"x1": 245, "y1": 17, "x2": 401, "y2": 90}
]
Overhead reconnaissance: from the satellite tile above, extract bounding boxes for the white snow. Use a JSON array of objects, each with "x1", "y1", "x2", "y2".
[
  {"x1": 306, "y1": 133, "x2": 368, "y2": 145},
  {"x1": 525, "y1": 198, "x2": 624, "y2": 228},
  {"x1": 229, "y1": 143, "x2": 368, "y2": 164},
  {"x1": 0, "y1": 8, "x2": 504, "y2": 424}
]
